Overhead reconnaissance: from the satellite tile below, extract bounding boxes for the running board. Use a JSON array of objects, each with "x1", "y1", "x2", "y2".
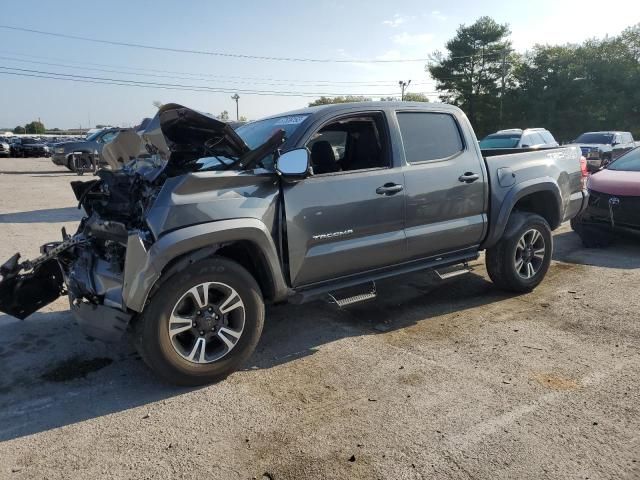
[
  {"x1": 327, "y1": 282, "x2": 377, "y2": 308},
  {"x1": 434, "y1": 262, "x2": 471, "y2": 280}
]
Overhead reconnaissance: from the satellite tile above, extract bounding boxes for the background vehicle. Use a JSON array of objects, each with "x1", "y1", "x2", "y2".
[
  {"x1": 572, "y1": 146, "x2": 640, "y2": 247},
  {"x1": 9, "y1": 137, "x2": 50, "y2": 157},
  {"x1": 0, "y1": 102, "x2": 587, "y2": 386},
  {"x1": 572, "y1": 131, "x2": 635, "y2": 172},
  {"x1": 0, "y1": 137, "x2": 9, "y2": 157},
  {"x1": 51, "y1": 127, "x2": 130, "y2": 171},
  {"x1": 479, "y1": 128, "x2": 559, "y2": 150}
]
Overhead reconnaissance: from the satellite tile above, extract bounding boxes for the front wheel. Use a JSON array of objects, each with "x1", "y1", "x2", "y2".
[
  {"x1": 486, "y1": 212, "x2": 553, "y2": 293},
  {"x1": 135, "y1": 257, "x2": 264, "y2": 386}
]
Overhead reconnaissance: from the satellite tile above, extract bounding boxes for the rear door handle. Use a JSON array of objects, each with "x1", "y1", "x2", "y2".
[
  {"x1": 376, "y1": 183, "x2": 404, "y2": 195},
  {"x1": 458, "y1": 172, "x2": 480, "y2": 183}
]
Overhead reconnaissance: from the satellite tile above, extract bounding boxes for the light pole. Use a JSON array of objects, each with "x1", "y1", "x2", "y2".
[
  {"x1": 399, "y1": 80, "x2": 411, "y2": 101},
  {"x1": 231, "y1": 93, "x2": 240, "y2": 121}
]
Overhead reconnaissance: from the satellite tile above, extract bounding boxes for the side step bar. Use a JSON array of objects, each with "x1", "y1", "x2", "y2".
[
  {"x1": 434, "y1": 262, "x2": 471, "y2": 280},
  {"x1": 290, "y1": 249, "x2": 480, "y2": 305},
  {"x1": 327, "y1": 282, "x2": 377, "y2": 308}
]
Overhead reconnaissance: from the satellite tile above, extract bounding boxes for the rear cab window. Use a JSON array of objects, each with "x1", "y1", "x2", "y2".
[{"x1": 396, "y1": 112, "x2": 464, "y2": 163}]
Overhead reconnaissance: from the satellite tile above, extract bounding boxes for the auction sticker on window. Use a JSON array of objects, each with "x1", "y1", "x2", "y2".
[{"x1": 274, "y1": 115, "x2": 308, "y2": 125}]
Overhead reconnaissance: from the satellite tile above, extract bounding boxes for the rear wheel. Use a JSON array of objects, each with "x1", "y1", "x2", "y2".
[
  {"x1": 486, "y1": 212, "x2": 552, "y2": 292},
  {"x1": 135, "y1": 257, "x2": 264, "y2": 386}
]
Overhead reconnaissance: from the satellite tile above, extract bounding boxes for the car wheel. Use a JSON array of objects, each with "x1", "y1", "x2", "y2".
[
  {"x1": 486, "y1": 212, "x2": 552, "y2": 293},
  {"x1": 135, "y1": 256, "x2": 264, "y2": 386}
]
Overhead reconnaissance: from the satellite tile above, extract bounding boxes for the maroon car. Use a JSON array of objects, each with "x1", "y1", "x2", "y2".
[{"x1": 572, "y1": 147, "x2": 640, "y2": 247}]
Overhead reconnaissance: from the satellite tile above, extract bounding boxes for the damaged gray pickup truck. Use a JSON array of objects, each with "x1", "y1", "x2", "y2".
[{"x1": 0, "y1": 102, "x2": 588, "y2": 385}]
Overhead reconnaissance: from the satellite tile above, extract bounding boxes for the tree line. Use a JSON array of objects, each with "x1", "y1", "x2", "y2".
[
  {"x1": 428, "y1": 17, "x2": 640, "y2": 141},
  {"x1": 308, "y1": 18, "x2": 639, "y2": 142},
  {"x1": 12, "y1": 121, "x2": 46, "y2": 134}
]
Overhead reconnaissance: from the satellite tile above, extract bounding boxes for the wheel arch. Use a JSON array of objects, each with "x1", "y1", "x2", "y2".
[
  {"x1": 123, "y1": 219, "x2": 290, "y2": 312},
  {"x1": 483, "y1": 179, "x2": 562, "y2": 249}
]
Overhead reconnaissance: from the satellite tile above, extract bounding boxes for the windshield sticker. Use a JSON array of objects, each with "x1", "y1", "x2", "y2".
[{"x1": 274, "y1": 115, "x2": 307, "y2": 126}]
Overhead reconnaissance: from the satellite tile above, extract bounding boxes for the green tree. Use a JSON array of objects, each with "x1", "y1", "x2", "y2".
[
  {"x1": 24, "y1": 121, "x2": 46, "y2": 134},
  {"x1": 380, "y1": 93, "x2": 429, "y2": 102},
  {"x1": 308, "y1": 95, "x2": 371, "y2": 107},
  {"x1": 217, "y1": 110, "x2": 230, "y2": 121},
  {"x1": 403, "y1": 92, "x2": 430, "y2": 102},
  {"x1": 428, "y1": 16, "x2": 514, "y2": 135},
  {"x1": 506, "y1": 24, "x2": 640, "y2": 141},
  {"x1": 13, "y1": 125, "x2": 26, "y2": 134},
  {"x1": 239, "y1": 115, "x2": 248, "y2": 122},
  {"x1": 152, "y1": 100, "x2": 163, "y2": 109}
]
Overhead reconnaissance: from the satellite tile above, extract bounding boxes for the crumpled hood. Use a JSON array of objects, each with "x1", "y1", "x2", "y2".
[
  {"x1": 589, "y1": 169, "x2": 640, "y2": 197},
  {"x1": 142, "y1": 103, "x2": 250, "y2": 165}
]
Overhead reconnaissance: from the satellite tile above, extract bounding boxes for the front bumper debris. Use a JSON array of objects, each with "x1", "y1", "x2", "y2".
[
  {"x1": 0, "y1": 257, "x2": 64, "y2": 319},
  {"x1": 0, "y1": 234, "x2": 87, "y2": 320}
]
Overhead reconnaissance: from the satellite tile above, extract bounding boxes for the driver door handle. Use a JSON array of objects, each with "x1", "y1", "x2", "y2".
[
  {"x1": 458, "y1": 172, "x2": 479, "y2": 183},
  {"x1": 376, "y1": 183, "x2": 404, "y2": 195}
]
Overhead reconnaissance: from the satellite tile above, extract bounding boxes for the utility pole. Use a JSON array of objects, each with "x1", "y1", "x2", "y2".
[
  {"x1": 499, "y1": 50, "x2": 507, "y2": 128},
  {"x1": 231, "y1": 93, "x2": 240, "y2": 121},
  {"x1": 399, "y1": 80, "x2": 411, "y2": 101}
]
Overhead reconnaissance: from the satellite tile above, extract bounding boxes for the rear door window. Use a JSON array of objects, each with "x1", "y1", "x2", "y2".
[
  {"x1": 540, "y1": 131, "x2": 556, "y2": 144},
  {"x1": 396, "y1": 112, "x2": 463, "y2": 163}
]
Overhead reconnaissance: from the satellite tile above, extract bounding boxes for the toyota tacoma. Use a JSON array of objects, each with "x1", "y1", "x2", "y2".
[{"x1": 0, "y1": 102, "x2": 588, "y2": 385}]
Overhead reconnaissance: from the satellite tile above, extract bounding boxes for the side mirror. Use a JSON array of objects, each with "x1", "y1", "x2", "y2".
[
  {"x1": 611, "y1": 141, "x2": 619, "y2": 146},
  {"x1": 276, "y1": 148, "x2": 310, "y2": 178}
]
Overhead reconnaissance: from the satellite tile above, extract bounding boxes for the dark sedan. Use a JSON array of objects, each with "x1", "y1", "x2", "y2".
[{"x1": 10, "y1": 137, "x2": 50, "y2": 157}]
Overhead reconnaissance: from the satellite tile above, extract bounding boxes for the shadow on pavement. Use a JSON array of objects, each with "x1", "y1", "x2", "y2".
[
  {"x1": 0, "y1": 207, "x2": 83, "y2": 224},
  {"x1": 0, "y1": 268, "x2": 513, "y2": 442},
  {"x1": 0, "y1": 170, "x2": 72, "y2": 175},
  {"x1": 249, "y1": 270, "x2": 514, "y2": 370},
  {"x1": 553, "y1": 230, "x2": 640, "y2": 269}
]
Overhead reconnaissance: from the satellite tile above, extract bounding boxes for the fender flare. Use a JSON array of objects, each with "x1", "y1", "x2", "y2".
[
  {"x1": 482, "y1": 178, "x2": 562, "y2": 249},
  {"x1": 122, "y1": 218, "x2": 289, "y2": 312}
]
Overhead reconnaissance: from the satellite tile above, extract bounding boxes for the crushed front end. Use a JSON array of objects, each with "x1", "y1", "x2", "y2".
[
  {"x1": 0, "y1": 164, "x2": 161, "y2": 340},
  {"x1": 0, "y1": 103, "x2": 280, "y2": 342}
]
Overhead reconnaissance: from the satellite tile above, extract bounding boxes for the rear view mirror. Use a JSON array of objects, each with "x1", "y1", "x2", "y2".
[{"x1": 276, "y1": 148, "x2": 310, "y2": 177}]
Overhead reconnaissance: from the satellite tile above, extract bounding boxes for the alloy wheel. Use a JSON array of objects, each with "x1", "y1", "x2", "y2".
[
  {"x1": 514, "y1": 228, "x2": 546, "y2": 279},
  {"x1": 168, "y1": 282, "x2": 245, "y2": 364}
]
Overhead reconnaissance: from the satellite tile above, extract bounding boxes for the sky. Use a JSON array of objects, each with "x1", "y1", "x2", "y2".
[{"x1": 0, "y1": 0, "x2": 639, "y2": 129}]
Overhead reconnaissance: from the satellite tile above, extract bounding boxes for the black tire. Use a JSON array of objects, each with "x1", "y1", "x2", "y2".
[
  {"x1": 486, "y1": 212, "x2": 552, "y2": 293},
  {"x1": 570, "y1": 216, "x2": 579, "y2": 232},
  {"x1": 135, "y1": 257, "x2": 264, "y2": 386},
  {"x1": 64, "y1": 157, "x2": 75, "y2": 171}
]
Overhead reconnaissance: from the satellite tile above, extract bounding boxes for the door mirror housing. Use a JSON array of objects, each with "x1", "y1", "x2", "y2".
[{"x1": 276, "y1": 148, "x2": 310, "y2": 178}]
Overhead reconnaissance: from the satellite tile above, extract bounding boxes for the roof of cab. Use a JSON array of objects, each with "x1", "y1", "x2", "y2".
[{"x1": 256, "y1": 101, "x2": 461, "y2": 121}]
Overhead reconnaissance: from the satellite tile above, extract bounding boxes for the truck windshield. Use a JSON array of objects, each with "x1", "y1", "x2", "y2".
[
  {"x1": 479, "y1": 134, "x2": 521, "y2": 148},
  {"x1": 235, "y1": 115, "x2": 308, "y2": 149},
  {"x1": 608, "y1": 147, "x2": 640, "y2": 172},
  {"x1": 575, "y1": 133, "x2": 613, "y2": 144},
  {"x1": 234, "y1": 115, "x2": 309, "y2": 170},
  {"x1": 85, "y1": 131, "x2": 103, "y2": 141}
]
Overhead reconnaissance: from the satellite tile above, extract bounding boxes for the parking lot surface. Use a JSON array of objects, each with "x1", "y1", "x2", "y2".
[{"x1": 0, "y1": 158, "x2": 638, "y2": 480}]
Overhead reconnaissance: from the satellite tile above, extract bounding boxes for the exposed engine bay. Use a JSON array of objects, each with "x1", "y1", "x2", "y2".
[{"x1": 0, "y1": 103, "x2": 284, "y2": 340}]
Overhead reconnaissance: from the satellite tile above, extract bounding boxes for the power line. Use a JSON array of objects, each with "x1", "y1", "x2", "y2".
[
  {"x1": 0, "y1": 54, "x2": 437, "y2": 88},
  {"x1": 0, "y1": 25, "x2": 429, "y2": 63},
  {"x1": 0, "y1": 66, "x2": 442, "y2": 97}
]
